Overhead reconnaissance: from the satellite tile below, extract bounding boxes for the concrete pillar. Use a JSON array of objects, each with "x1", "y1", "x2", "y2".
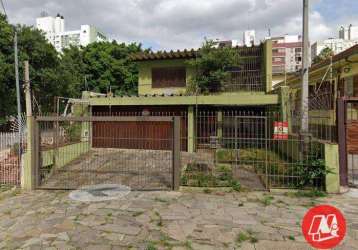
[
  {"x1": 22, "y1": 116, "x2": 38, "y2": 190},
  {"x1": 187, "y1": 106, "x2": 195, "y2": 153},
  {"x1": 325, "y1": 143, "x2": 340, "y2": 193},
  {"x1": 264, "y1": 40, "x2": 273, "y2": 93},
  {"x1": 280, "y1": 86, "x2": 290, "y2": 122},
  {"x1": 217, "y1": 110, "x2": 223, "y2": 144}
]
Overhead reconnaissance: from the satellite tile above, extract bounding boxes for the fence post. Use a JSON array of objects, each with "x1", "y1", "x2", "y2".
[
  {"x1": 337, "y1": 98, "x2": 347, "y2": 186},
  {"x1": 217, "y1": 110, "x2": 223, "y2": 145},
  {"x1": 187, "y1": 106, "x2": 195, "y2": 153},
  {"x1": 324, "y1": 143, "x2": 340, "y2": 193},
  {"x1": 173, "y1": 116, "x2": 181, "y2": 190},
  {"x1": 22, "y1": 117, "x2": 37, "y2": 190}
]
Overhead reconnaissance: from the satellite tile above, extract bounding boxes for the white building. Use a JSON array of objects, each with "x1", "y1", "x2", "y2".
[
  {"x1": 339, "y1": 24, "x2": 358, "y2": 40},
  {"x1": 243, "y1": 30, "x2": 256, "y2": 47},
  {"x1": 311, "y1": 38, "x2": 358, "y2": 58},
  {"x1": 214, "y1": 39, "x2": 240, "y2": 48},
  {"x1": 312, "y1": 25, "x2": 358, "y2": 58},
  {"x1": 36, "y1": 13, "x2": 107, "y2": 52}
]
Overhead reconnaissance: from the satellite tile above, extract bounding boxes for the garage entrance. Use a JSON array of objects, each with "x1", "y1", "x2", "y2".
[{"x1": 34, "y1": 116, "x2": 181, "y2": 190}]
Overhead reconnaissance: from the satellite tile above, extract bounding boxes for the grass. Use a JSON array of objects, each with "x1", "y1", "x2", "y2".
[
  {"x1": 259, "y1": 195, "x2": 274, "y2": 206},
  {"x1": 0, "y1": 185, "x2": 12, "y2": 193},
  {"x1": 181, "y1": 162, "x2": 241, "y2": 191},
  {"x1": 236, "y1": 232, "x2": 250, "y2": 243},
  {"x1": 184, "y1": 240, "x2": 193, "y2": 250},
  {"x1": 146, "y1": 242, "x2": 157, "y2": 250},
  {"x1": 288, "y1": 235, "x2": 296, "y2": 241},
  {"x1": 286, "y1": 189, "x2": 327, "y2": 198},
  {"x1": 236, "y1": 230, "x2": 258, "y2": 245},
  {"x1": 146, "y1": 231, "x2": 192, "y2": 250}
]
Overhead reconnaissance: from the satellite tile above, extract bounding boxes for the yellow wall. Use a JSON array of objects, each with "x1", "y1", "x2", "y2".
[{"x1": 138, "y1": 59, "x2": 195, "y2": 95}]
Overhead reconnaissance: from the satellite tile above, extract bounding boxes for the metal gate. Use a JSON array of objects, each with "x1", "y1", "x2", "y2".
[
  {"x1": 232, "y1": 116, "x2": 268, "y2": 190},
  {"x1": 338, "y1": 98, "x2": 358, "y2": 187},
  {"x1": 34, "y1": 116, "x2": 181, "y2": 190}
]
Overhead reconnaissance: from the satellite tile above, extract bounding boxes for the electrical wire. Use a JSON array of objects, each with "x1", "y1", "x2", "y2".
[{"x1": 0, "y1": 0, "x2": 7, "y2": 18}]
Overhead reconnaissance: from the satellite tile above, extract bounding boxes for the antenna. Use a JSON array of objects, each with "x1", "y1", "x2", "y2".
[{"x1": 40, "y1": 11, "x2": 48, "y2": 17}]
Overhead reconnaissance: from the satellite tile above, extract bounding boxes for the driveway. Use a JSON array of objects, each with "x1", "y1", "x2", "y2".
[{"x1": 0, "y1": 188, "x2": 357, "y2": 249}]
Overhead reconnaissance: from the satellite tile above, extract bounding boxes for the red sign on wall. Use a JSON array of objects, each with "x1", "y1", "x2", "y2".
[{"x1": 273, "y1": 121, "x2": 288, "y2": 140}]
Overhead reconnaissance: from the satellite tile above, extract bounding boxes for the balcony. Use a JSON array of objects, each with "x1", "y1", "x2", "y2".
[{"x1": 201, "y1": 70, "x2": 265, "y2": 93}]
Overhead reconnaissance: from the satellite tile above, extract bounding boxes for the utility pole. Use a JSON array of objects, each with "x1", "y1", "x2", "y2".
[
  {"x1": 24, "y1": 61, "x2": 32, "y2": 116},
  {"x1": 14, "y1": 30, "x2": 22, "y2": 153},
  {"x1": 301, "y1": 0, "x2": 309, "y2": 135}
]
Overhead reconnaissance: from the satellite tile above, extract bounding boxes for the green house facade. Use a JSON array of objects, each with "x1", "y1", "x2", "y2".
[{"x1": 83, "y1": 40, "x2": 279, "y2": 152}]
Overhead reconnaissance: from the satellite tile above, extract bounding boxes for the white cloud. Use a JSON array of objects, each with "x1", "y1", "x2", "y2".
[{"x1": 2, "y1": 0, "x2": 355, "y2": 50}]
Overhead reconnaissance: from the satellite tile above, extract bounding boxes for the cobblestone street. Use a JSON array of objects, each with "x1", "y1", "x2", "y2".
[{"x1": 0, "y1": 188, "x2": 357, "y2": 249}]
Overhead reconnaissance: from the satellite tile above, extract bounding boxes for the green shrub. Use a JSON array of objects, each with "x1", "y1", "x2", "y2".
[
  {"x1": 216, "y1": 149, "x2": 237, "y2": 162},
  {"x1": 293, "y1": 158, "x2": 330, "y2": 189},
  {"x1": 230, "y1": 180, "x2": 241, "y2": 191}
]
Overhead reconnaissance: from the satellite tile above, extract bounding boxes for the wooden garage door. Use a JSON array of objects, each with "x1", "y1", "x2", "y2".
[{"x1": 92, "y1": 121, "x2": 173, "y2": 150}]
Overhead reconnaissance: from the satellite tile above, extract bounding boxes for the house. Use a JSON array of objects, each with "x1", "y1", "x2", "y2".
[
  {"x1": 82, "y1": 40, "x2": 279, "y2": 153},
  {"x1": 274, "y1": 44, "x2": 358, "y2": 187}
]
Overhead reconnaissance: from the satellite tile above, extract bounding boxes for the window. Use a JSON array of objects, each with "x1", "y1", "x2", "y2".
[
  {"x1": 152, "y1": 67, "x2": 186, "y2": 88},
  {"x1": 295, "y1": 48, "x2": 302, "y2": 53}
]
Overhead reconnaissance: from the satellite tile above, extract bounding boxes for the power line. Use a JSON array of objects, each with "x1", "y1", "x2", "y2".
[{"x1": 0, "y1": 0, "x2": 7, "y2": 18}]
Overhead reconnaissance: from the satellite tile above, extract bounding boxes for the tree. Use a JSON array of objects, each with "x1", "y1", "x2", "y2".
[
  {"x1": 0, "y1": 13, "x2": 143, "y2": 121},
  {"x1": 186, "y1": 39, "x2": 240, "y2": 94},
  {"x1": 313, "y1": 47, "x2": 334, "y2": 64},
  {"x1": 81, "y1": 41, "x2": 142, "y2": 96}
]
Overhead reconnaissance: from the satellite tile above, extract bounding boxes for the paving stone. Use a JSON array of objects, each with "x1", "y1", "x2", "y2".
[
  {"x1": 98, "y1": 223, "x2": 142, "y2": 235},
  {"x1": 86, "y1": 244, "x2": 112, "y2": 250},
  {"x1": 0, "y1": 189, "x2": 357, "y2": 249},
  {"x1": 57, "y1": 232, "x2": 70, "y2": 241},
  {"x1": 21, "y1": 237, "x2": 42, "y2": 248}
]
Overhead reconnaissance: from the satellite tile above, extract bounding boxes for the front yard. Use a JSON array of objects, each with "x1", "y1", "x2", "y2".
[{"x1": 0, "y1": 188, "x2": 357, "y2": 249}]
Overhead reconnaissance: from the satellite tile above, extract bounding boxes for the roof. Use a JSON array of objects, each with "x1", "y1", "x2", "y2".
[
  {"x1": 310, "y1": 44, "x2": 358, "y2": 71},
  {"x1": 86, "y1": 92, "x2": 279, "y2": 106},
  {"x1": 131, "y1": 44, "x2": 264, "y2": 61},
  {"x1": 131, "y1": 49, "x2": 198, "y2": 61},
  {"x1": 282, "y1": 44, "x2": 358, "y2": 85}
]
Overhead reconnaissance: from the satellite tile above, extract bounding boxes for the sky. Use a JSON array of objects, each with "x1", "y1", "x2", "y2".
[{"x1": 2, "y1": 0, "x2": 358, "y2": 50}]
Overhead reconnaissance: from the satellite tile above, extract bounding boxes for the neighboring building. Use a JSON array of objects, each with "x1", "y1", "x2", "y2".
[
  {"x1": 339, "y1": 24, "x2": 358, "y2": 40},
  {"x1": 243, "y1": 30, "x2": 256, "y2": 47},
  {"x1": 36, "y1": 13, "x2": 107, "y2": 52},
  {"x1": 275, "y1": 44, "x2": 358, "y2": 142},
  {"x1": 274, "y1": 45, "x2": 358, "y2": 186},
  {"x1": 311, "y1": 38, "x2": 358, "y2": 58},
  {"x1": 82, "y1": 41, "x2": 277, "y2": 153},
  {"x1": 312, "y1": 25, "x2": 358, "y2": 59},
  {"x1": 268, "y1": 35, "x2": 303, "y2": 85},
  {"x1": 214, "y1": 40, "x2": 240, "y2": 48}
]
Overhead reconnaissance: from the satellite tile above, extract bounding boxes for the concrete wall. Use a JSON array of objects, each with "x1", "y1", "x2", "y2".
[{"x1": 41, "y1": 142, "x2": 90, "y2": 168}]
